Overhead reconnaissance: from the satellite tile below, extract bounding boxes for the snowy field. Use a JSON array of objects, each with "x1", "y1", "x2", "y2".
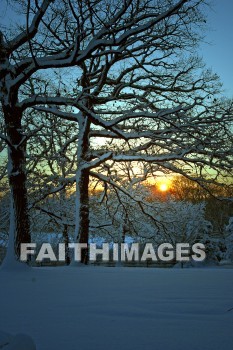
[{"x1": 0, "y1": 266, "x2": 233, "y2": 350}]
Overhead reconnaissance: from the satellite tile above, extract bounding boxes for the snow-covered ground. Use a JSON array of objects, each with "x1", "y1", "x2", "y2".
[{"x1": 0, "y1": 266, "x2": 233, "y2": 350}]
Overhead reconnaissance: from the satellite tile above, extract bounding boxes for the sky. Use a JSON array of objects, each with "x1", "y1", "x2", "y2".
[
  {"x1": 199, "y1": 0, "x2": 233, "y2": 97},
  {"x1": 0, "y1": 0, "x2": 232, "y2": 98}
]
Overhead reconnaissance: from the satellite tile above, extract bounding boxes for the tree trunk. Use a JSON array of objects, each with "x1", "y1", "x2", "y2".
[
  {"x1": 74, "y1": 65, "x2": 92, "y2": 265},
  {"x1": 3, "y1": 105, "x2": 31, "y2": 260},
  {"x1": 75, "y1": 116, "x2": 90, "y2": 264},
  {"x1": 59, "y1": 184, "x2": 70, "y2": 265},
  {"x1": 76, "y1": 168, "x2": 90, "y2": 264},
  {"x1": 62, "y1": 224, "x2": 70, "y2": 265}
]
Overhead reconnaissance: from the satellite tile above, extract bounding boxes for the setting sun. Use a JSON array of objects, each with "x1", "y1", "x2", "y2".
[{"x1": 159, "y1": 183, "x2": 169, "y2": 192}]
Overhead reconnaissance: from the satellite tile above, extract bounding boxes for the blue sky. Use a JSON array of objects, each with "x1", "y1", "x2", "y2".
[{"x1": 200, "y1": 0, "x2": 233, "y2": 97}]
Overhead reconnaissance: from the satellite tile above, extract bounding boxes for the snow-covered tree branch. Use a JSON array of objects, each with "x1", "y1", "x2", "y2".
[{"x1": 0, "y1": 0, "x2": 232, "y2": 263}]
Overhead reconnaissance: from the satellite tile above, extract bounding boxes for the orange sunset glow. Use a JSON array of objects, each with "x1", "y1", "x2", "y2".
[{"x1": 159, "y1": 183, "x2": 169, "y2": 192}]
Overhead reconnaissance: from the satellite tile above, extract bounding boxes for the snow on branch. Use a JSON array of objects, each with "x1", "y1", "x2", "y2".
[
  {"x1": 90, "y1": 170, "x2": 164, "y2": 230},
  {"x1": 82, "y1": 152, "x2": 113, "y2": 170}
]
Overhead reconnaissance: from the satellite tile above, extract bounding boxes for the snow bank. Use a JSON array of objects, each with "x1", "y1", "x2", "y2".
[
  {"x1": 0, "y1": 258, "x2": 30, "y2": 272},
  {"x1": 0, "y1": 330, "x2": 13, "y2": 348},
  {"x1": 0, "y1": 267, "x2": 233, "y2": 350},
  {"x1": 0, "y1": 330, "x2": 36, "y2": 349}
]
